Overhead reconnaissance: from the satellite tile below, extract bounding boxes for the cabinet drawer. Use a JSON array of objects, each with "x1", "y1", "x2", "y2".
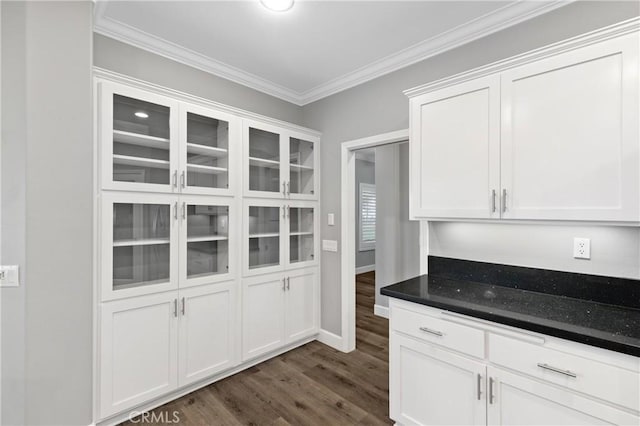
[
  {"x1": 489, "y1": 333, "x2": 640, "y2": 411},
  {"x1": 391, "y1": 305, "x2": 485, "y2": 358}
]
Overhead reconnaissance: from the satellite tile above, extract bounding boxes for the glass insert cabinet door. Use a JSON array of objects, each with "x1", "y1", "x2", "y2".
[
  {"x1": 289, "y1": 137, "x2": 316, "y2": 197},
  {"x1": 245, "y1": 121, "x2": 284, "y2": 196},
  {"x1": 244, "y1": 201, "x2": 285, "y2": 274},
  {"x1": 181, "y1": 104, "x2": 239, "y2": 194},
  {"x1": 180, "y1": 199, "x2": 234, "y2": 286},
  {"x1": 288, "y1": 206, "x2": 316, "y2": 265},
  {"x1": 102, "y1": 194, "x2": 178, "y2": 301},
  {"x1": 100, "y1": 82, "x2": 179, "y2": 192}
]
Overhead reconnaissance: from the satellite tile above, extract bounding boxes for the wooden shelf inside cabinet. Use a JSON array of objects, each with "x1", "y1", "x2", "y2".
[
  {"x1": 113, "y1": 238, "x2": 170, "y2": 247},
  {"x1": 249, "y1": 233, "x2": 280, "y2": 238},
  {"x1": 113, "y1": 130, "x2": 170, "y2": 149},
  {"x1": 113, "y1": 154, "x2": 170, "y2": 170},
  {"x1": 186, "y1": 143, "x2": 228, "y2": 158},
  {"x1": 249, "y1": 157, "x2": 280, "y2": 169},
  {"x1": 186, "y1": 163, "x2": 227, "y2": 175},
  {"x1": 186, "y1": 235, "x2": 229, "y2": 243},
  {"x1": 289, "y1": 163, "x2": 313, "y2": 171}
]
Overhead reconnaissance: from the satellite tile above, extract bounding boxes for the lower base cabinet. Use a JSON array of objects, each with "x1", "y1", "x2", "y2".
[
  {"x1": 391, "y1": 334, "x2": 486, "y2": 425},
  {"x1": 243, "y1": 267, "x2": 318, "y2": 361},
  {"x1": 99, "y1": 282, "x2": 237, "y2": 419}
]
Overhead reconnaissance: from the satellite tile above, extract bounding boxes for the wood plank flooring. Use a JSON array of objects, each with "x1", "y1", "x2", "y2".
[{"x1": 124, "y1": 271, "x2": 390, "y2": 426}]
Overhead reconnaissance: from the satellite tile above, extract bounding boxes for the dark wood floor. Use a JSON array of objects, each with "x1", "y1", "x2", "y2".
[{"x1": 124, "y1": 271, "x2": 390, "y2": 426}]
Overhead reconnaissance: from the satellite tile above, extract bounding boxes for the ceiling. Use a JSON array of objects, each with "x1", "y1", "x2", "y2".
[{"x1": 94, "y1": 1, "x2": 569, "y2": 105}]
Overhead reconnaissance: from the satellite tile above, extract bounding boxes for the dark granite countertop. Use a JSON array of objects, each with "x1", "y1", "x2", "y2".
[{"x1": 381, "y1": 258, "x2": 640, "y2": 357}]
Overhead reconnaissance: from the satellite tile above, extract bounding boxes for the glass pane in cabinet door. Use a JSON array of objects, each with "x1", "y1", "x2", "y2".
[
  {"x1": 289, "y1": 207, "x2": 314, "y2": 263},
  {"x1": 186, "y1": 113, "x2": 229, "y2": 190},
  {"x1": 289, "y1": 138, "x2": 314, "y2": 195},
  {"x1": 112, "y1": 203, "x2": 171, "y2": 290},
  {"x1": 113, "y1": 95, "x2": 171, "y2": 185},
  {"x1": 249, "y1": 128, "x2": 280, "y2": 193},
  {"x1": 248, "y1": 206, "x2": 280, "y2": 269},
  {"x1": 186, "y1": 204, "x2": 229, "y2": 278}
]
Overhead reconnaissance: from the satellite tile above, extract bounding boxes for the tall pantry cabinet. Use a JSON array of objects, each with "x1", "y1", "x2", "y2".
[{"x1": 95, "y1": 76, "x2": 320, "y2": 422}]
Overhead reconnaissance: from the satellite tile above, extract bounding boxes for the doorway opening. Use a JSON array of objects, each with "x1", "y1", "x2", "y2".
[{"x1": 340, "y1": 130, "x2": 425, "y2": 352}]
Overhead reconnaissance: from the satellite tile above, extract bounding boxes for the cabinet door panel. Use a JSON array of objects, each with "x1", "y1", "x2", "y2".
[
  {"x1": 390, "y1": 333, "x2": 486, "y2": 425},
  {"x1": 243, "y1": 199, "x2": 286, "y2": 276},
  {"x1": 242, "y1": 274, "x2": 285, "y2": 360},
  {"x1": 178, "y1": 282, "x2": 238, "y2": 386},
  {"x1": 288, "y1": 132, "x2": 319, "y2": 200},
  {"x1": 286, "y1": 202, "x2": 318, "y2": 268},
  {"x1": 487, "y1": 366, "x2": 638, "y2": 426},
  {"x1": 244, "y1": 120, "x2": 286, "y2": 198},
  {"x1": 410, "y1": 75, "x2": 501, "y2": 219},
  {"x1": 501, "y1": 33, "x2": 639, "y2": 221},
  {"x1": 285, "y1": 268, "x2": 318, "y2": 342},
  {"x1": 100, "y1": 293, "x2": 178, "y2": 419}
]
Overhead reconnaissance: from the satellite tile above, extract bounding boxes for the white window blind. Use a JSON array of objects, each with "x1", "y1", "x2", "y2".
[{"x1": 359, "y1": 183, "x2": 376, "y2": 251}]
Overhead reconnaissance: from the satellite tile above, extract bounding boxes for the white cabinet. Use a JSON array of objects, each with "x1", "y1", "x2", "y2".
[
  {"x1": 409, "y1": 75, "x2": 500, "y2": 219},
  {"x1": 389, "y1": 299, "x2": 640, "y2": 426},
  {"x1": 407, "y1": 28, "x2": 640, "y2": 222},
  {"x1": 99, "y1": 81, "x2": 240, "y2": 196},
  {"x1": 178, "y1": 282, "x2": 238, "y2": 387},
  {"x1": 243, "y1": 199, "x2": 318, "y2": 276},
  {"x1": 390, "y1": 333, "x2": 487, "y2": 426},
  {"x1": 487, "y1": 366, "x2": 639, "y2": 426},
  {"x1": 101, "y1": 193, "x2": 236, "y2": 301},
  {"x1": 99, "y1": 292, "x2": 179, "y2": 419},
  {"x1": 242, "y1": 268, "x2": 318, "y2": 361},
  {"x1": 243, "y1": 119, "x2": 319, "y2": 200},
  {"x1": 500, "y1": 33, "x2": 639, "y2": 221},
  {"x1": 100, "y1": 282, "x2": 238, "y2": 419}
]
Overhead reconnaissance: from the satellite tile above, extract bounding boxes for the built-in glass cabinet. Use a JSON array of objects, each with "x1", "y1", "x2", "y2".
[
  {"x1": 289, "y1": 207, "x2": 315, "y2": 264},
  {"x1": 244, "y1": 120, "x2": 319, "y2": 200}
]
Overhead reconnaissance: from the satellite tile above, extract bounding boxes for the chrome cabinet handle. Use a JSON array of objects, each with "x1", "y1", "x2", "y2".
[
  {"x1": 282, "y1": 206, "x2": 286, "y2": 219},
  {"x1": 477, "y1": 374, "x2": 482, "y2": 400},
  {"x1": 282, "y1": 277, "x2": 286, "y2": 291},
  {"x1": 181, "y1": 202, "x2": 186, "y2": 220},
  {"x1": 287, "y1": 205, "x2": 290, "y2": 218},
  {"x1": 491, "y1": 189, "x2": 496, "y2": 213},
  {"x1": 286, "y1": 181, "x2": 290, "y2": 196},
  {"x1": 180, "y1": 171, "x2": 186, "y2": 188},
  {"x1": 537, "y1": 363, "x2": 577, "y2": 378},
  {"x1": 173, "y1": 299, "x2": 178, "y2": 318},
  {"x1": 172, "y1": 170, "x2": 178, "y2": 188},
  {"x1": 286, "y1": 276, "x2": 290, "y2": 290},
  {"x1": 173, "y1": 202, "x2": 178, "y2": 220},
  {"x1": 418, "y1": 327, "x2": 443, "y2": 337},
  {"x1": 282, "y1": 181, "x2": 286, "y2": 196},
  {"x1": 181, "y1": 297, "x2": 186, "y2": 315},
  {"x1": 489, "y1": 377, "x2": 495, "y2": 404},
  {"x1": 502, "y1": 189, "x2": 507, "y2": 213}
]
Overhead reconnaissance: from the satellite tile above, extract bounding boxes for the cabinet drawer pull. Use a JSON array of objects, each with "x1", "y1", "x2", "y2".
[
  {"x1": 491, "y1": 189, "x2": 496, "y2": 213},
  {"x1": 181, "y1": 297, "x2": 186, "y2": 316},
  {"x1": 180, "y1": 171, "x2": 186, "y2": 188},
  {"x1": 173, "y1": 299, "x2": 178, "y2": 318},
  {"x1": 489, "y1": 377, "x2": 495, "y2": 404},
  {"x1": 172, "y1": 170, "x2": 178, "y2": 188},
  {"x1": 282, "y1": 278, "x2": 286, "y2": 291},
  {"x1": 418, "y1": 327, "x2": 443, "y2": 337},
  {"x1": 537, "y1": 363, "x2": 577, "y2": 378},
  {"x1": 286, "y1": 181, "x2": 290, "y2": 196},
  {"x1": 502, "y1": 189, "x2": 507, "y2": 213},
  {"x1": 173, "y1": 202, "x2": 178, "y2": 220},
  {"x1": 477, "y1": 373, "x2": 482, "y2": 400},
  {"x1": 286, "y1": 276, "x2": 290, "y2": 290},
  {"x1": 282, "y1": 181, "x2": 286, "y2": 196},
  {"x1": 181, "y1": 202, "x2": 186, "y2": 220}
]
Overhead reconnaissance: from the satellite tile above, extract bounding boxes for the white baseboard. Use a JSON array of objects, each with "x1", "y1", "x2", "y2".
[
  {"x1": 317, "y1": 328, "x2": 344, "y2": 351},
  {"x1": 374, "y1": 304, "x2": 389, "y2": 319},
  {"x1": 355, "y1": 264, "x2": 375, "y2": 274}
]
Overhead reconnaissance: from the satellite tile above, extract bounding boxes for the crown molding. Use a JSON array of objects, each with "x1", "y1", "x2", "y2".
[
  {"x1": 404, "y1": 16, "x2": 640, "y2": 98},
  {"x1": 94, "y1": 1, "x2": 572, "y2": 106}
]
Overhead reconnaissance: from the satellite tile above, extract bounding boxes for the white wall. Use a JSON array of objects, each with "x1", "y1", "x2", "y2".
[
  {"x1": 375, "y1": 143, "x2": 420, "y2": 308},
  {"x1": 1, "y1": 2, "x2": 94, "y2": 424},
  {"x1": 301, "y1": 1, "x2": 640, "y2": 336},
  {"x1": 355, "y1": 158, "x2": 375, "y2": 269}
]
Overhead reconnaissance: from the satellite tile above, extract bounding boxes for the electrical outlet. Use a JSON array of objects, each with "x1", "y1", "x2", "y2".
[
  {"x1": 0, "y1": 265, "x2": 20, "y2": 287},
  {"x1": 573, "y1": 238, "x2": 591, "y2": 260}
]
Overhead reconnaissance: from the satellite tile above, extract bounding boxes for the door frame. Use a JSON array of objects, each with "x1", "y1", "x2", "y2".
[{"x1": 339, "y1": 129, "x2": 429, "y2": 352}]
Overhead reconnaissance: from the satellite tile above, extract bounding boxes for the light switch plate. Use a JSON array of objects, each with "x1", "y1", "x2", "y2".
[
  {"x1": 0, "y1": 265, "x2": 20, "y2": 287},
  {"x1": 322, "y1": 239, "x2": 338, "y2": 252},
  {"x1": 328, "y1": 213, "x2": 335, "y2": 226}
]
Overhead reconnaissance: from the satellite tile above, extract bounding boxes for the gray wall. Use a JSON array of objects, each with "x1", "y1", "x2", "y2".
[
  {"x1": 1, "y1": 2, "x2": 94, "y2": 425},
  {"x1": 94, "y1": 34, "x2": 304, "y2": 126},
  {"x1": 355, "y1": 158, "x2": 375, "y2": 268},
  {"x1": 375, "y1": 143, "x2": 420, "y2": 308},
  {"x1": 301, "y1": 1, "x2": 640, "y2": 336}
]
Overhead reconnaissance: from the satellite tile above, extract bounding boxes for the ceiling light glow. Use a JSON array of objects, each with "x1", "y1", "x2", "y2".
[
  {"x1": 134, "y1": 111, "x2": 149, "y2": 119},
  {"x1": 260, "y1": 0, "x2": 294, "y2": 12}
]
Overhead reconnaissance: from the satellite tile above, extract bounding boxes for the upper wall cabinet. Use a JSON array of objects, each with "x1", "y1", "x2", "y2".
[
  {"x1": 99, "y1": 82, "x2": 240, "y2": 195},
  {"x1": 243, "y1": 120, "x2": 319, "y2": 200},
  {"x1": 407, "y1": 27, "x2": 639, "y2": 223}
]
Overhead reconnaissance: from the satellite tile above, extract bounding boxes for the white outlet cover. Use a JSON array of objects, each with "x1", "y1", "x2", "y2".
[
  {"x1": 322, "y1": 239, "x2": 338, "y2": 252},
  {"x1": 573, "y1": 238, "x2": 591, "y2": 260},
  {"x1": 0, "y1": 265, "x2": 20, "y2": 287}
]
